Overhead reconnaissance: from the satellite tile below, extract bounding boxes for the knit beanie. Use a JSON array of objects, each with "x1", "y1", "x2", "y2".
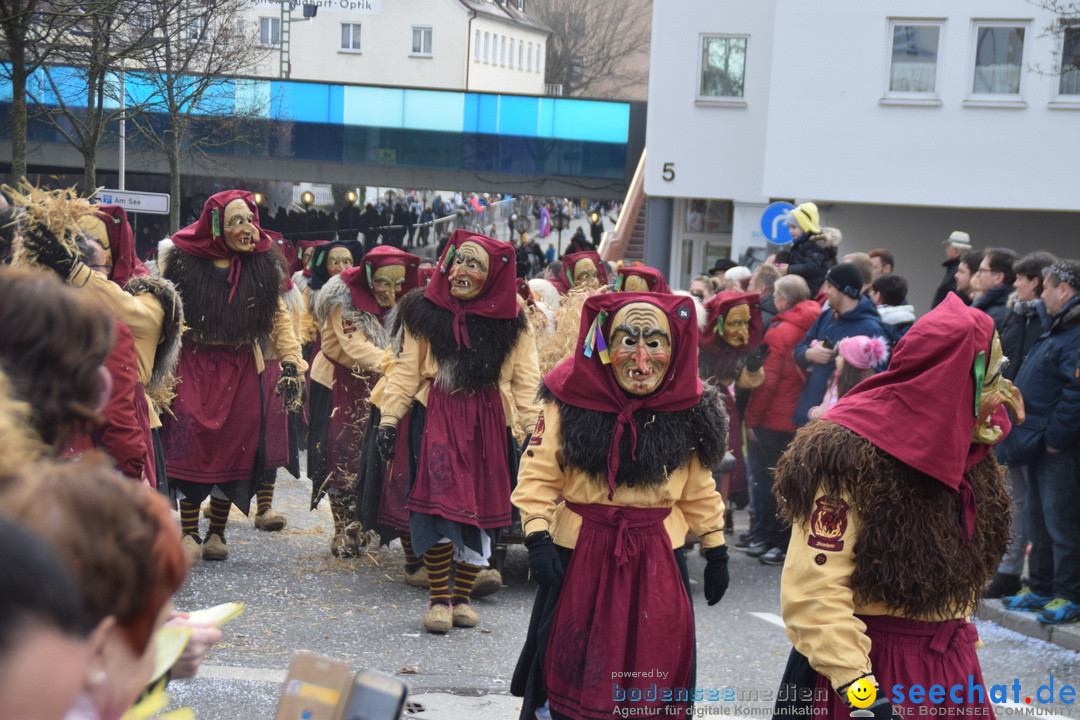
[
  {"x1": 788, "y1": 202, "x2": 821, "y2": 235},
  {"x1": 837, "y1": 335, "x2": 889, "y2": 370},
  {"x1": 826, "y1": 262, "x2": 864, "y2": 299}
]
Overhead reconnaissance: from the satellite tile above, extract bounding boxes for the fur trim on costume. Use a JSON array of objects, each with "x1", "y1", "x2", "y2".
[
  {"x1": 540, "y1": 382, "x2": 728, "y2": 489},
  {"x1": 775, "y1": 421, "x2": 1011, "y2": 618},
  {"x1": 123, "y1": 274, "x2": 185, "y2": 411},
  {"x1": 313, "y1": 274, "x2": 389, "y2": 349},
  {"x1": 396, "y1": 287, "x2": 528, "y2": 391},
  {"x1": 161, "y1": 247, "x2": 286, "y2": 346}
]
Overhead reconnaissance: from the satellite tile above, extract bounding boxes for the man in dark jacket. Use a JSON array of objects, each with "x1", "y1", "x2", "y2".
[
  {"x1": 1001, "y1": 260, "x2": 1080, "y2": 625},
  {"x1": 932, "y1": 231, "x2": 970, "y2": 308},
  {"x1": 972, "y1": 247, "x2": 1019, "y2": 329},
  {"x1": 792, "y1": 263, "x2": 887, "y2": 426}
]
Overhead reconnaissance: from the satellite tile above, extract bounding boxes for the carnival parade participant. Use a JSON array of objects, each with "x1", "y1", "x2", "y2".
[
  {"x1": 511, "y1": 292, "x2": 730, "y2": 720},
  {"x1": 699, "y1": 291, "x2": 768, "y2": 532},
  {"x1": 159, "y1": 190, "x2": 306, "y2": 561},
  {"x1": 550, "y1": 250, "x2": 609, "y2": 295},
  {"x1": 772, "y1": 293, "x2": 1023, "y2": 718},
  {"x1": 613, "y1": 265, "x2": 671, "y2": 294},
  {"x1": 309, "y1": 246, "x2": 420, "y2": 557},
  {"x1": 17, "y1": 199, "x2": 184, "y2": 491},
  {"x1": 376, "y1": 230, "x2": 540, "y2": 632}
]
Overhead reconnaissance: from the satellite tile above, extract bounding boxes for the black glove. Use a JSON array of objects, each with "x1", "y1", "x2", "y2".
[
  {"x1": 703, "y1": 545, "x2": 729, "y2": 606},
  {"x1": 743, "y1": 344, "x2": 770, "y2": 373},
  {"x1": 275, "y1": 361, "x2": 302, "y2": 411},
  {"x1": 22, "y1": 223, "x2": 76, "y2": 277},
  {"x1": 524, "y1": 530, "x2": 564, "y2": 587},
  {"x1": 376, "y1": 425, "x2": 397, "y2": 461}
]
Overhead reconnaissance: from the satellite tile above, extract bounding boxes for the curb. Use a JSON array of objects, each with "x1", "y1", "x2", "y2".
[{"x1": 976, "y1": 599, "x2": 1080, "y2": 652}]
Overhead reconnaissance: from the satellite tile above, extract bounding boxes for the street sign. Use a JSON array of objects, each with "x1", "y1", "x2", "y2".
[
  {"x1": 759, "y1": 202, "x2": 795, "y2": 245},
  {"x1": 96, "y1": 189, "x2": 171, "y2": 215}
]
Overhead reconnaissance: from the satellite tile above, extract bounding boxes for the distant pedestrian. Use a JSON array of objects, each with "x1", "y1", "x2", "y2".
[{"x1": 932, "y1": 231, "x2": 971, "y2": 308}]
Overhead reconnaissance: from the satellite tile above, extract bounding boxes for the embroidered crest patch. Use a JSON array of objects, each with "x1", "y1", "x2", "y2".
[
  {"x1": 529, "y1": 411, "x2": 546, "y2": 446},
  {"x1": 808, "y1": 496, "x2": 848, "y2": 552}
]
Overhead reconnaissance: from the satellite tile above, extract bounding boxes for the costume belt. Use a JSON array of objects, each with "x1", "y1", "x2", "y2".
[{"x1": 564, "y1": 501, "x2": 670, "y2": 566}]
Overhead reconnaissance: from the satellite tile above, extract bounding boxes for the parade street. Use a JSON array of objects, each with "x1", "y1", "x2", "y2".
[{"x1": 167, "y1": 466, "x2": 1080, "y2": 720}]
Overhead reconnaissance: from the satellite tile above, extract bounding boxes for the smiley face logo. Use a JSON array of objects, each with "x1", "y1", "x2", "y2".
[{"x1": 847, "y1": 678, "x2": 876, "y2": 709}]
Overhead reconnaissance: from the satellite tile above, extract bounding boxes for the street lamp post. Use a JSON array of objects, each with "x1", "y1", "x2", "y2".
[{"x1": 301, "y1": 190, "x2": 314, "y2": 235}]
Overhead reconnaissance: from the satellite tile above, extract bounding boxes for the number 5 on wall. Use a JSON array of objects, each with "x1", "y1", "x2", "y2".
[{"x1": 661, "y1": 162, "x2": 675, "y2": 182}]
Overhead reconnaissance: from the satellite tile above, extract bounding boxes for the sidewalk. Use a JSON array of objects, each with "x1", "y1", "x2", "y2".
[
  {"x1": 977, "y1": 599, "x2": 1080, "y2": 653},
  {"x1": 409, "y1": 693, "x2": 521, "y2": 719}
]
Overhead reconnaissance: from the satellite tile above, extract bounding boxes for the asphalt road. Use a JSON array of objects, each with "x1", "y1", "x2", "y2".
[{"x1": 166, "y1": 467, "x2": 1080, "y2": 719}]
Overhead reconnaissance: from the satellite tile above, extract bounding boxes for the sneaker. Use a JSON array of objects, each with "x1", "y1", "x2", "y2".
[
  {"x1": 733, "y1": 533, "x2": 759, "y2": 549},
  {"x1": 759, "y1": 547, "x2": 787, "y2": 566},
  {"x1": 254, "y1": 509, "x2": 287, "y2": 532},
  {"x1": 984, "y1": 572, "x2": 1022, "y2": 599},
  {"x1": 1037, "y1": 598, "x2": 1080, "y2": 625},
  {"x1": 1001, "y1": 587, "x2": 1055, "y2": 612},
  {"x1": 452, "y1": 603, "x2": 479, "y2": 628},
  {"x1": 202, "y1": 532, "x2": 228, "y2": 561},
  {"x1": 423, "y1": 603, "x2": 452, "y2": 633},
  {"x1": 737, "y1": 540, "x2": 769, "y2": 558},
  {"x1": 471, "y1": 568, "x2": 503, "y2": 598}
]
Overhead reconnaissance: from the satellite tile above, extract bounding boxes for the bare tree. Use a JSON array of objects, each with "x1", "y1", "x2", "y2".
[
  {"x1": 527, "y1": 0, "x2": 651, "y2": 99},
  {"x1": 1030, "y1": 1, "x2": 1080, "y2": 91},
  {"x1": 0, "y1": 0, "x2": 97, "y2": 181},
  {"x1": 125, "y1": 0, "x2": 273, "y2": 231},
  {"x1": 18, "y1": 0, "x2": 184, "y2": 193}
]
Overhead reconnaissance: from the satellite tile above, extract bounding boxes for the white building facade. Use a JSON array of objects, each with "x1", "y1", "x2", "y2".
[
  {"x1": 240, "y1": 0, "x2": 548, "y2": 95},
  {"x1": 646, "y1": 0, "x2": 1080, "y2": 311}
]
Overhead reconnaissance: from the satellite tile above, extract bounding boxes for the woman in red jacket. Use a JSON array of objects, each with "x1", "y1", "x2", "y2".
[{"x1": 741, "y1": 274, "x2": 822, "y2": 565}]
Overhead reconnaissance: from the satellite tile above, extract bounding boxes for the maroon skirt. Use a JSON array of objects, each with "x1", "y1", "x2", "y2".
[
  {"x1": 160, "y1": 342, "x2": 262, "y2": 484},
  {"x1": 813, "y1": 615, "x2": 994, "y2": 717},
  {"x1": 377, "y1": 409, "x2": 413, "y2": 533},
  {"x1": 406, "y1": 383, "x2": 510, "y2": 529},
  {"x1": 324, "y1": 356, "x2": 379, "y2": 493},
  {"x1": 261, "y1": 361, "x2": 290, "y2": 471},
  {"x1": 545, "y1": 503, "x2": 694, "y2": 720}
]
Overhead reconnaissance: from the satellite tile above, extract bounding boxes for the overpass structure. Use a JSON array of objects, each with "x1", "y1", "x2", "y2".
[{"x1": 1, "y1": 67, "x2": 645, "y2": 199}]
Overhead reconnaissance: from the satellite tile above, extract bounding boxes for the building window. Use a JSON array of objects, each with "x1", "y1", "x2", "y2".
[
  {"x1": 887, "y1": 21, "x2": 942, "y2": 94},
  {"x1": 1060, "y1": 25, "x2": 1080, "y2": 95},
  {"x1": 411, "y1": 26, "x2": 433, "y2": 56},
  {"x1": 508, "y1": 38, "x2": 515, "y2": 69},
  {"x1": 341, "y1": 22, "x2": 362, "y2": 52},
  {"x1": 699, "y1": 35, "x2": 747, "y2": 100},
  {"x1": 484, "y1": 32, "x2": 491, "y2": 63},
  {"x1": 535, "y1": 44, "x2": 543, "y2": 73},
  {"x1": 972, "y1": 22, "x2": 1025, "y2": 95},
  {"x1": 474, "y1": 29, "x2": 481, "y2": 61},
  {"x1": 527, "y1": 43, "x2": 533, "y2": 71},
  {"x1": 258, "y1": 17, "x2": 280, "y2": 47},
  {"x1": 518, "y1": 40, "x2": 524, "y2": 69},
  {"x1": 502, "y1": 36, "x2": 508, "y2": 66}
]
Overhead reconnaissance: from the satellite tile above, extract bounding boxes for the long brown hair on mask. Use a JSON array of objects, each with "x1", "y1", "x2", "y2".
[
  {"x1": 0, "y1": 455, "x2": 187, "y2": 654},
  {"x1": 0, "y1": 268, "x2": 115, "y2": 447},
  {"x1": 774, "y1": 421, "x2": 1010, "y2": 619}
]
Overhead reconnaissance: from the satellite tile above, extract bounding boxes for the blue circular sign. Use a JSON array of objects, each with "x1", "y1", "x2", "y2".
[{"x1": 760, "y1": 202, "x2": 796, "y2": 246}]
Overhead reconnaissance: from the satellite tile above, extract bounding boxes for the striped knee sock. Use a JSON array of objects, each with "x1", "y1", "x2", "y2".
[
  {"x1": 179, "y1": 499, "x2": 201, "y2": 539},
  {"x1": 401, "y1": 533, "x2": 422, "y2": 574},
  {"x1": 452, "y1": 562, "x2": 480, "y2": 605},
  {"x1": 256, "y1": 475, "x2": 276, "y2": 515},
  {"x1": 424, "y1": 543, "x2": 454, "y2": 606},
  {"x1": 329, "y1": 493, "x2": 350, "y2": 535},
  {"x1": 207, "y1": 496, "x2": 231, "y2": 539}
]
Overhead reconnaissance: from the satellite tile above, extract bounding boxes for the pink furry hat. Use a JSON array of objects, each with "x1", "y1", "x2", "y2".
[{"x1": 837, "y1": 335, "x2": 889, "y2": 370}]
